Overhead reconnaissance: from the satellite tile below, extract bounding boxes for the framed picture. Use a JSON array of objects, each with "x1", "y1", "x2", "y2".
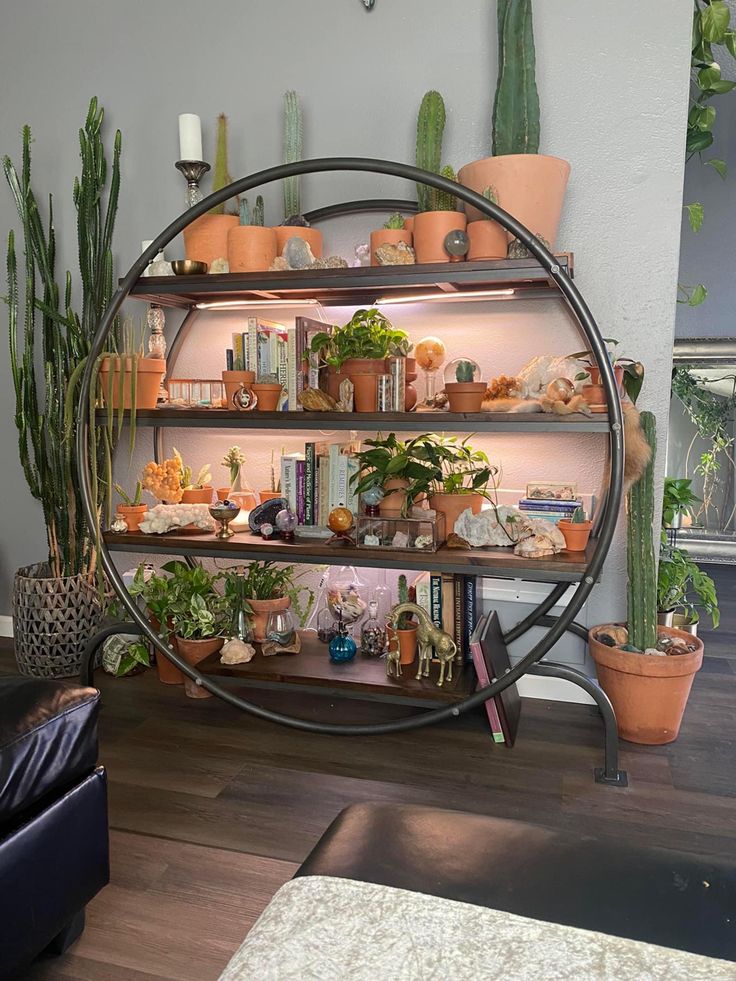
[{"x1": 526, "y1": 482, "x2": 578, "y2": 502}]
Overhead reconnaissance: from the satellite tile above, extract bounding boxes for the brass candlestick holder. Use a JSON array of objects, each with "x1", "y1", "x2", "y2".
[{"x1": 175, "y1": 159, "x2": 211, "y2": 208}]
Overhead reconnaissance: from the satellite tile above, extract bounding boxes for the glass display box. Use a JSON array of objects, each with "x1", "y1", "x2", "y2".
[
  {"x1": 355, "y1": 512, "x2": 445, "y2": 552},
  {"x1": 168, "y1": 379, "x2": 225, "y2": 408}
]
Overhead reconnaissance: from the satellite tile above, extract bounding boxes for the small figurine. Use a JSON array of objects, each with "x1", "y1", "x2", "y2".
[
  {"x1": 385, "y1": 630, "x2": 402, "y2": 678},
  {"x1": 388, "y1": 602, "x2": 458, "y2": 686}
]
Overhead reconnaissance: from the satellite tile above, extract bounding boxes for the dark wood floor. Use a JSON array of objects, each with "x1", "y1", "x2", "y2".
[{"x1": 5, "y1": 565, "x2": 736, "y2": 979}]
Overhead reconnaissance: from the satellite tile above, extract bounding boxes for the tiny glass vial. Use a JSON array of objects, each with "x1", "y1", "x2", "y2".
[{"x1": 360, "y1": 601, "x2": 386, "y2": 658}]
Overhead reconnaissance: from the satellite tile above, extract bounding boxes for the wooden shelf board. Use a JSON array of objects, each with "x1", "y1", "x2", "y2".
[{"x1": 104, "y1": 531, "x2": 598, "y2": 582}]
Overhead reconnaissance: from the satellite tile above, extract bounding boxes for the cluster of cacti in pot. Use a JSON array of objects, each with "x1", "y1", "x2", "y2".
[
  {"x1": 369, "y1": 210, "x2": 413, "y2": 265},
  {"x1": 228, "y1": 193, "x2": 277, "y2": 273},
  {"x1": 412, "y1": 91, "x2": 466, "y2": 263},
  {"x1": 444, "y1": 359, "x2": 486, "y2": 413},
  {"x1": 457, "y1": 0, "x2": 571, "y2": 254},
  {"x1": 588, "y1": 411, "x2": 705, "y2": 746},
  {"x1": 557, "y1": 505, "x2": 592, "y2": 552}
]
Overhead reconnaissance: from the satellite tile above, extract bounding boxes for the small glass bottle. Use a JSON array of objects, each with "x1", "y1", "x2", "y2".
[
  {"x1": 147, "y1": 304, "x2": 168, "y2": 403},
  {"x1": 328, "y1": 608, "x2": 357, "y2": 663},
  {"x1": 360, "y1": 601, "x2": 386, "y2": 658}
]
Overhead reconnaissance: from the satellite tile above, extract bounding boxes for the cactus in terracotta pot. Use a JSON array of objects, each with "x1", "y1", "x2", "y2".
[
  {"x1": 492, "y1": 0, "x2": 540, "y2": 156},
  {"x1": 283, "y1": 90, "x2": 303, "y2": 222},
  {"x1": 433, "y1": 165, "x2": 458, "y2": 212},
  {"x1": 627, "y1": 410, "x2": 657, "y2": 651},
  {"x1": 571, "y1": 506, "x2": 587, "y2": 523},
  {"x1": 455, "y1": 360, "x2": 475, "y2": 383},
  {"x1": 210, "y1": 113, "x2": 235, "y2": 215},
  {"x1": 239, "y1": 196, "x2": 265, "y2": 227},
  {"x1": 384, "y1": 212, "x2": 405, "y2": 230},
  {"x1": 415, "y1": 90, "x2": 446, "y2": 213}
]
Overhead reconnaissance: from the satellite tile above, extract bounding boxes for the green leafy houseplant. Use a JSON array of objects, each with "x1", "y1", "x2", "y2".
[
  {"x1": 142, "y1": 561, "x2": 229, "y2": 641},
  {"x1": 223, "y1": 562, "x2": 315, "y2": 626},
  {"x1": 310, "y1": 309, "x2": 411, "y2": 370},
  {"x1": 662, "y1": 477, "x2": 700, "y2": 527},
  {"x1": 407, "y1": 434, "x2": 497, "y2": 500},
  {"x1": 657, "y1": 545, "x2": 719, "y2": 628},
  {"x1": 352, "y1": 434, "x2": 437, "y2": 514},
  {"x1": 568, "y1": 338, "x2": 645, "y2": 404}
]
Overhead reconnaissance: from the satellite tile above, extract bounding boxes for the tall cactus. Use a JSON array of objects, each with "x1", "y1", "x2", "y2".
[
  {"x1": 415, "y1": 90, "x2": 446, "y2": 212},
  {"x1": 432, "y1": 164, "x2": 457, "y2": 212},
  {"x1": 283, "y1": 91, "x2": 303, "y2": 220},
  {"x1": 492, "y1": 0, "x2": 540, "y2": 156},
  {"x1": 627, "y1": 410, "x2": 657, "y2": 651},
  {"x1": 209, "y1": 113, "x2": 232, "y2": 215}
]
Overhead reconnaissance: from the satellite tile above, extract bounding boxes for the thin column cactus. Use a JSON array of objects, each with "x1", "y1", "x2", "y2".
[
  {"x1": 492, "y1": 0, "x2": 540, "y2": 156},
  {"x1": 415, "y1": 90, "x2": 446, "y2": 212},
  {"x1": 627, "y1": 410, "x2": 658, "y2": 651},
  {"x1": 239, "y1": 195, "x2": 265, "y2": 226},
  {"x1": 209, "y1": 112, "x2": 234, "y2": 215},
  {"x1": 283, "y1": 91, "x2": 303, "y2": 221},
  {"x1": 4, "y1": 97, "x2": 121, "y2": 579}
]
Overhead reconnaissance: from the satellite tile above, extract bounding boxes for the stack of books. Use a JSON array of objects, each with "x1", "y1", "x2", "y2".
[
  {"x1": 517, "y1": 496, "x2": 582, "y2": 524},
  {"x1": 411, "y1": 572, "x2": 477, "y2": 664},
  {"x1": 280, "y1": 439, "x2": 360, "y2": 526}
]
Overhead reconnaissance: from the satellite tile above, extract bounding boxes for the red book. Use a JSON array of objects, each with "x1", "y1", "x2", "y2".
[{"x1": 470, "y1": 614, "x2": 506, "y2": 744}]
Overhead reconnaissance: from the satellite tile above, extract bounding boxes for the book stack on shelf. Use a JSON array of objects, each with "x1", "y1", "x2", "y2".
[
  {"x1": 469, "y1": 611, "x2": 521, "y2": 747},
  {"x1": 280, "y1": 439, "x2": 360, "y2": 526},
  {"x1": 517, "y1": 495, "x2": 584, "y2": 525},
  {"x1": 411, "y1": 572, "x2": 477, "y2": 663}
]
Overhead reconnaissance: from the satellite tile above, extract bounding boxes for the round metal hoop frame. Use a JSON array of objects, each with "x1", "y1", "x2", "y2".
[{"x1": 76, "y1": 156, "x2": 623, "y2": 737}]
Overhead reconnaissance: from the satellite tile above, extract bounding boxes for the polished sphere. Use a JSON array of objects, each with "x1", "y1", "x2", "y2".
[
  {"x1": 414, "y1": 336, "x2": 447, "y2": 372},
  {"x1": 275, "y1": 507, "x2": 298, "y2": 533},
  {"x1": 444, "y1": 229, "x2": 470, "y2": 257},
  {"x1": 328, "y1": 507, "x2": 354, "y2": 533},
  {"x1": 546, "y1": 377, "x2": 574, "y2": 403},
  {"x1": 362, "y1": 485, "x2": 385, "y2": 507}
]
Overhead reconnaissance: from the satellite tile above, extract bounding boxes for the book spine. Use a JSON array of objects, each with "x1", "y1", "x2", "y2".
[
  {"x1": 414, "y1": 573, "x2": 431, "y2": 619},
  {"x1": 470, "y1": 639, "x2": 505, "y2": 744},
  {"x1": 287, "y1": 326, "x2": 298, "y2": 412},
  {"x1": 242, "y1": 330, "x2": 249, "y2": 371},
  {"x1": 232, "y1": 333, "x2": 244, "y2": 371},
  {"x1": 429, "y1": 574, "x2": 442, "y2": 630},
  {"x1": 225, "y1": 348, "x2": 234, "y2": 371},
  {"x1": 441, "y1": 575, "x2": 455, "y2": 642},
  {"x1": 295, "y1": 317, "x2": 306, "y2": 406},
  {"x1": 453, "y1": 575, "x2": 463, "y2": 661},
  {"x1": 295, "y1": 459, "x2": 306, "y2": 524},
  {"x1": 336, "y1": 455, "x2": 349, "y2": 508},
  {"x1": 318, "y1": 457, "x2": 330, "y2": 525},
  {"x1": 304, "y1": 443, "x2": 316, "y2": 524},
  {"x1": 257, "y1": 328, "x2": 268, "y2": 378},
  {"x1": 463, "y1": 576, "x2": 476, "y2": 662},
  {"x1": 281, "y1": 456, "x2": 297, "y2": 512},
  {"x1": 276, "y1": 335, "x2": 288, "y2": 410},
  {"x1": 345, "y1": 456, "x2": 359, "y2": 514},
  {"x1": 328, "y1": 444, "x2": 340, "y2": 510},
  {"x1": 247, "y1": 317, "x2": 258, "y2": 377}
]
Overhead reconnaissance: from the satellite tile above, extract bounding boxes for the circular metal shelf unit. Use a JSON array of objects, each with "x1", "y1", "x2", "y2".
[{"x1": 76, "y1": 157, "x2": 624, "y2": 741}]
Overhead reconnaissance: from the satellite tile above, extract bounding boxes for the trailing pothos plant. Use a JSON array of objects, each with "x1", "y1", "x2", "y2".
[
  {"x1": 4, "y1": 97, "x2": 121, "y2": 580},
  {"x1": 310, "y1": 308, "x2": 411, "y2": 370}
]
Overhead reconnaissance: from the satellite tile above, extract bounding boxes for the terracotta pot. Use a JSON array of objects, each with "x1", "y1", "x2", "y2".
[
  {"x1": 557, "y1": 519, "x2": 593, "y2": 552},
  {"x1": 115, "y1": 504, "x2": 147, "y2": 532},
  {"x1": 387, "y1": 623, "x2": 418, "y2": 666},
  {"x1": 222, "y1": 370, "x2": 256, "y2": 408},
  {"x1": 259, "y1": 490, "x2": 283, "y2": 503},
  {"x1": 183, "y1": 214, "x2": 238, "y2": 267},
  {"x1": 586, "y1": 364, "x2": 625, "y2": 390},
  {"x1": 274, "y1": 226, "x2": 323, "y2": 258},
  {"x1": 467, "y1": 220, "x2": 508, "y2": 260},
  {"x1": 248, "y1": 596, "x2": 291, "y2": 643},
  {"x1": 405, "y1": 357, "x2": 418, "y2": 411},
  {"x1": 581, "y1": 383, "x2": 608, "y2": 414},
  {"x1": 413, "y1": 211, "x2": 467, "y2": 264},
  {"x1": 369, "y1": 228, "x2": 413, "y2": 265},
  {"x1": 341, "y1": 357, "x2": 387, "y2": 412},
  {"x1": 181, "y1": 487, "x2": 213, "y2": 505},
  {"x1": 444, "y1": 382, "x2": 486, "y2": 413},
  {"x1": 149, "y1": 615, "x2": 184, "y2": 686},
  {"x1": 379, "y1": 478, "x2": 410, "y2": 518},
  {"x1": 429, "y1": 492, "x2": 483, "y2": 540},
  {"x1": 227, "y1": 225, "x2": 277, "y2": 272},
  {"x1": 457, "y1": 154, "x2": 571, "y2": 248},
  {"x1": 175, "y1": 635, "x2": 224, "y2": 699},
  {"x1": 98, "y1": 357, "x2": 166, "y2": 410},
  {"x1": 326, "y1": 368, "x2": 349, "y2": 402},
  {"x1": 251, "y1": 383, "x2": 283, "y2": 412},
  {"x1": 589, "y1": 624, "x2": 703, "y2": 745},
  {"x1": 403, "y1": 216, "x2": 415, "y2": 234}
]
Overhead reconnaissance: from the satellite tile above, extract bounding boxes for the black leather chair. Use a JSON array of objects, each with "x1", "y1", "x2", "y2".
[{"x1": 0, "y1": 677, "x2": 109, "y2": 978}]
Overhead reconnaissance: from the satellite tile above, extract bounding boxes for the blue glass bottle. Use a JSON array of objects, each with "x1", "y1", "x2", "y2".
[{"x1": 328, "y1": 613, "x2": 357, "y2": 663}]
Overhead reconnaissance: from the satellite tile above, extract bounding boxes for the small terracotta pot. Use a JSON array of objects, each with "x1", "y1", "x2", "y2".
[
  {"x1": 98, "y1": 357, "x2": 166, "y2": 410},
  {"x1": 248, "y1": 596, "x2": 291, "y2": 643},
  {"x1": 326, "y1": 368, "x2": 349, "y2": 402},
  {"x1": 444, "y1": 382, "x2": 486, "y2": 413},
  {"x1": 274, "y1": 226, "x2": 323, "y2": 258},
  {"x1": 183, "y1": 214, "x2": 238, "y2": 267},
  {"x1": 259, "y1": 490, "x2": 283, "y2": 503},
  {"x1": 457, "y1": 154, "x2": 571, "y2": 247},
  {"x1": 181, "y1": 487, "x2": 213, "y2": 505},
  {"x1": 429, "y1": 492, "x2": 483, "y2": 539},
  {"x1": 405, "y1": 357, "x2": 418, "y2": 411},
  {"x1": 228, "y1": 225, "x2": 277, "y2": 272},
  {"x1": 369, "y1": 228, "x2": 413, "y2": 265},
  {"x1": 116, "y1": 504, "x2": 147, "y2": 532},
  {"x1": 222, "y1": 370, "x2": 256, "y2": 408},
  {"x1": 467, "y1": 220, "x2": 508, "y2": 260},
  {"x1": 403, "y1": 216, "x2": 415, "y2": 234},
  {"x1": 149, "y1": 615, "x2": 184, "y2": 686},
  {"x1": 557, "y1": 519, "x2": 593, "y2": 551},
  {"x1": 342, "y1": 358, "x2": 387, "y2": 413},
  {"x1": 586, "y1": 364, "x2": 625, "y2": 390},
  {"x1": 379, "y1": 478, "x2": 410, "y2": 518},
  {"x1": 175, "y1": 635, "x2": 224, "y2": 699},
  {"x1": 387, "y1": 623, "x2": 418, "y2": 666},
  {"x1": 252, "y1": 383, "x2": 283, "y2": 412},
  {"x1": 413, "y1": 211, "x2": 467, "y2": 264},
  {"x1": 581, "y1": 383, "x2": 608, "y2": 413},
  {"x1": 589, "y1": 624, "x2": 703, "y2": 745}
]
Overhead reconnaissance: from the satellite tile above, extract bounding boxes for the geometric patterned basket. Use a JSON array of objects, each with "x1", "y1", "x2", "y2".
[{"x1": 12, "y1": 562, "x2": 103, "y2": 678}]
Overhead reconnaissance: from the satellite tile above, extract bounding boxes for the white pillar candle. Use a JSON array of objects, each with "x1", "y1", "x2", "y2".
[{"x1": 178, "y1": 113, "x2": 202, "y2": 161}]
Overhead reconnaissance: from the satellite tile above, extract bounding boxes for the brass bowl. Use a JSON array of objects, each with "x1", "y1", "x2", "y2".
[{"x1": 172, "y1": 259, "x2": 209, "y2": 276}]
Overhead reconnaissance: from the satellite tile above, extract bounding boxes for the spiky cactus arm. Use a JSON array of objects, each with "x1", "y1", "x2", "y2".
[
  {"x1": 492, "y1": 0, "x2": 540, "y2": 156},
  {"x1": 432, "y1": 164, "x2": 457, "y2": 212},
  {"x1": 252, "y1": 195, "x2": 265, "y2": 227},
  {"x1": 239, "y1": 197, "x2": 251, "y2": 226},
  {"x1": 627, "y1": 410, "x2": 658, "y2": 650},
  {"x1": 283, "y1": 91, "x2": 303, "y2": 220},
  {"x1": 209, "y1": 113, "x2": 232, "y2": 216},
  {"x1": 415, "y1": 90, "x2": 445, "y2": 212}
]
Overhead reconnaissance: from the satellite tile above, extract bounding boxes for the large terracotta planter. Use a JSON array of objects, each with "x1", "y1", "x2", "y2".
[
  {"x1": 183, "y1": 214, "x2": 238, "y2": 267},
  {"x1": 387, "y1": 623, "x2": 418, "y2": 666},
  {"x1": 248, "y1": 596, "x2": 291, "y2": 642},
  {"x1": 403, "y1": 216, "x2": 415, "y2": 234},
  {"x1": 444, "y1": 382, "x2": 486, "y2": 413},
  {"x1": 557, "y1": 519, "x2": 592, "y2": 552},
  {"x1": 116, "y1": 504, "x2": 147, "y2": 532},
  {"x1": 98, "y1": 357, "x2": 166, "y2": 410},
  {"x1": 228, "y1": 226, "x2": 278, "y2": 273},
  {"x1": 581, "y1": 383, "x2": 609, "y2": 414},
  {"x1": 222, "y1": 370, "x2": 256, "y2": 408},
  {"x1": 274, "y1": 226, "x2": 323, "y2": 258},
  {"x1": 379, "y1": 478, "x2": 410, "y2": 518},
  {"x1": 342, "y1": 358, "x2": 387, "y2": 412},
  {"x1": 413, "y1": 211, "x2": 467, "y2": 264},
  {"x1": 429, "y1": 492, "x2": 483, "y2": 540},
  {"x1": 589, "y1": 624, "x2": 703, "y2": 745},
  {"x1": 175, "y1": 635, "x2": 224, "y2": 699},
  {"x1": 252, "y1": 383, "x2": 283, "y2": 412},
  {"x1": 458, "y1": 154, "x2": 571, "y2": 248},
  {"x1": 181, "y1": 487, "x2": 213, "y2": 505},
  {"x1": 369, "y1": 228, "x2": 413, "y2": 265},
  {"x1": 467, "y1": 220, "x2": 507, "y2": 260}
]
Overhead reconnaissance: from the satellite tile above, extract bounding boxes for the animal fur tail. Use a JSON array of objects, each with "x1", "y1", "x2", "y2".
[{"x1": 623, "y1": 402, "x2": 652, "y2": 491}]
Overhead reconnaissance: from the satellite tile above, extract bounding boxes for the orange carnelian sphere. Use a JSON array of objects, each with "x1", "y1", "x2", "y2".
[
  {"x1": 414, "y1": 336, "x2": 447, "y2": 372},
  {"x1": 327, "y1": 507, "x2": 354, "y2": 533}
]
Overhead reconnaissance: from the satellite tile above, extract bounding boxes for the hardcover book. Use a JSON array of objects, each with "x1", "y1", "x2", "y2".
[
  {"x1": 479, "y1": 610, "x2": 522, "y2": 748},
  {"x1": 469, "y1": 614, "x2": 505, "y2": 744}
]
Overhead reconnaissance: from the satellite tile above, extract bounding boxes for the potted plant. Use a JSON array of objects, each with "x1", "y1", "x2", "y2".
[
  {"x1": 444, "y1": 359, "x2": 486, "y2": 412},
  {"x1": 657, "y1": 544, "x2": 719, "y2": 636},
  {"x1": 251, "y1": 372, "x2": 284, "y2": 412},
  {"x1": 412, "y1": 91, "x2": 467, "y2": 263},
  {"x1": 386, "y1": 575, "x2": 418, "y2": 666},
  {"x1": 588, "y1": 412, "x2": 705, "y2": 744},
  {"x1": 228, "y1": 195, "x2": 277, "y2": 272},
  {"x1": 175, "y1": 448, "x2": 212, "y2": 504},
  {"x1": 457, "y1": 0, "x2": 570, "y2": 250},
  {"x1": 369, "y1": 212, "x2": 413, "y2": 265},
  {"x1": 217, "y1": 446, "x2": 257, "y2": 510},
  {"x1": 352, "y1": 434, "x2": 437, "y2": 517},
  {"x1": 466, "y1": 186, "x2": 507, "y2": 260},
  {"x1": 557, "y1": 506, "x2": 592, "y2": 552},
  {"x1": 128, "y1": 563, "x2": 185, "y2": 685},
  {"x1": 184, "y1": 112, "x2": 238, "y2": 268},
  {"x1": 275, "y1": 91, "x2": 323, "y2": 257},
  {"x1": 6, "y1": 98, "x2": 121, "y2": 678},
  {"x1": 260, "y1": 450, "x2": 283, "y2": 503},
  {"x1": 661, "y1": 476, "x2": 699, "y2": 530},
  {"x1": 114, "y1": 481, "x2": 147, "y2": 532},
  {"x1": 569, "y1": 339, "x2": 645, "y2": 408},
  {"x1": 225, "y1": 561, "x2": 314, "y2": 642},
  {"x1": 98, "y1": 316, "x2": 166, "y2": 411}
]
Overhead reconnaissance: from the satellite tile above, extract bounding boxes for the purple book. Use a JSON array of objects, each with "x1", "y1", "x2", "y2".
[{"x1": 296, "y1": 459, "x2": 306, "y2": 524}]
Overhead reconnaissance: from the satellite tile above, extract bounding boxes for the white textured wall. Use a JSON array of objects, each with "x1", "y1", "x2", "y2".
[{"x1": 0, "y1": 0, "x2": 692, "y2": 628}]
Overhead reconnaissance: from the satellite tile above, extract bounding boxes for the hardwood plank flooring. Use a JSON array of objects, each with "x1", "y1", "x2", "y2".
[{"x1": 4, "y1": 569, "x2": 736, "y2": 979}]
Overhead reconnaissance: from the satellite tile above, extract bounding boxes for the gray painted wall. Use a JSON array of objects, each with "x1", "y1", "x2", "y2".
[{"x1": 0, "y1": 0, "x2": 692, "y2": 619}]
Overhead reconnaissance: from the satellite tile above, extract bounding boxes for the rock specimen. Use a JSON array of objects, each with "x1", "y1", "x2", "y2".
[
  {"x1": 298, "y1": 387, "x2": 338, "y2": 411},
  {"x1": 220, "y1": 638, "x2": 256, "y2": 664},
  {"x1": 249, "y1": 497, "x2": 288, "y2": 534},
  {"x1": 269, "y1": 236, "x2": 350, "y2": 272},
  {"x1": 514, "y1": 534, "x2": 556, "y2": 558},
  {"x1": 453, "y1": 506, "x2": 524, "y2": 547},
  {"x1": 375, "y1": 241, "x2": 416, "y2": 265},
  {"x1": 138, "y1": 503, "x2": 215, "y2": 534}
]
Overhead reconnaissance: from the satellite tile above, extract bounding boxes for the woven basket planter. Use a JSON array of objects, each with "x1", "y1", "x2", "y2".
[{"x1": 12, "y1": 563, "x2": 103, "y2": 678}]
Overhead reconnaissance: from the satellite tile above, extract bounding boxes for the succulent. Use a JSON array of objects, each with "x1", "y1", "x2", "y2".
[
  {"x1": 627, "y1": 411, "x2": 657, "y2": 651},
  {"x1": 239, "y1": 195, "x2": 265, "y2": 227},
  {"x1": 210, "y1": 113, "x2": 234, "y2": 216},
  {"x1": 396, "y1": 574, "x2": 413, "y2": 629},
  {"x1": 492, "y1": 0, "x2": 540, "y2": 156},
  {"x1": 455, "y1": 360, "x2": 475, "y2": 383},
  {"x1": 383, "y1": 212, "x2": 405, "y2": 230},
  {"x1": 483, "y1": 185, "x2": 498, "y2": 204},
  {"x1": 283, "y1": 90, "x2": 303, "y2": 221},
  {"x1": 571, "y1": 506, "x2": 587, "y2": 524},
  {"x1": 415, "y1": 90, "x2": 446, "y2": 213}
]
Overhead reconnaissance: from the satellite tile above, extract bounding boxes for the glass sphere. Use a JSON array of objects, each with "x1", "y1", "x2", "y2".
[
  {"x1": 275, "y1": 507, "x2": 298, "y2": 534},
  {"x1": 266, "y1": 608, "x2": 296, "y2": 646},
  {"x1": 414, "y1": 336, "x2": 447, "y2": 373},
  {"x1": 328, "y1": 507, "x2": 354, "y2": 533},
  {"x1": 444, "y1": 229, "x2": 470, "y2": 257},
  {"x1": 362, "y1": 486, "x2": 384, "y2": 508},
  {"x1": 444, "y1": 357, "x2": 481, "y2": 385},
  {"x1": 329, "y1": 632, "x2": 357, "y2": 663},
  {"x1": 260, "y1": 521, "x2": 275, "y2": 539}
]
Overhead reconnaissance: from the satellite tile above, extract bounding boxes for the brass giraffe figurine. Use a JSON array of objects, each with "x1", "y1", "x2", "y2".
[{"x1": 389, "y1": 602, "x2": 457, "y2": 686}]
